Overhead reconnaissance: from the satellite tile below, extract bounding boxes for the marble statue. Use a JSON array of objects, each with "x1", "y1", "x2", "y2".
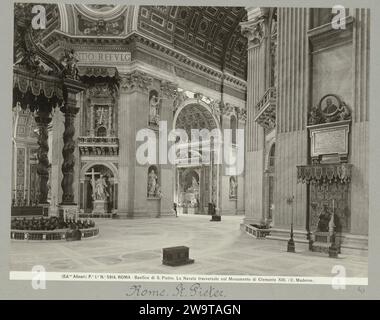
[
  {"x1": 91, "y1": 174, "x2": 108, "y2": 201},
  {"x1": 229, "y1": 177, "x2": 238, "y2": 199},
  {"x1": 187, "y1": 176, "x2": 199, "y2": 192},
  {"x1": 149, "y1": 94, "x2": 160, "y2": 125},
  {"x1": 148, "y1": 169, "x2": 158, "y2": 197}
]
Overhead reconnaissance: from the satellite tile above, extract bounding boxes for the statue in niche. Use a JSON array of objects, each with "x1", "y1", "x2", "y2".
[
  {"x1": 147, "y1": 167, "x2": 159, "y2": 197},
  {"x1": 149, "y1": 91, "x2": 161, "y2": 126},
  {"x1": 229, "y1": 176, "x2": 238, "y2": 199},
  {"x1": 187, "y1": 176, "x2": 199, "y2": 193},
  {"x1": 91, "y1": 174, "x2": 109, "y2": 201}
]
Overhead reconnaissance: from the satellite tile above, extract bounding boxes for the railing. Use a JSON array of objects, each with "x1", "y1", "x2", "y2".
[
  {"x1": 78, "y1": 136, "x2": 119, "y2": 156},
  {"x1": 255, "y1": 87, "x2": 276, "y2": 113},
  {"x1": 78, "y1": 136, "x2": 119, "y2": 145},
  {"x1": 10, "y1": 227, "x2": 99, "y2": 241}
]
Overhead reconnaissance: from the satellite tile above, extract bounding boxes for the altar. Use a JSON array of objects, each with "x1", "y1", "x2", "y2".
[{"x1": 176, "y1": 167, "x2": 201, "y2": 214}]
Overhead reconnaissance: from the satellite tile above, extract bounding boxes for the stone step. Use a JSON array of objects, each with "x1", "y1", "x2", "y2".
[
  {"x1": 311, "y1": 241, "x2": 340, "y2": 254},
  {"x1": 114, "y1": 213, "x2": 177, "y2": 219},
  {"x1": 266, "y1": 235, "x2": 309, "y2": 244}
]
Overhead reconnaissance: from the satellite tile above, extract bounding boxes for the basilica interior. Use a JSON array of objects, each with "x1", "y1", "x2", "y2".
[{"x1": 11, "y1": 4, "x2": 369, "y2": 268}]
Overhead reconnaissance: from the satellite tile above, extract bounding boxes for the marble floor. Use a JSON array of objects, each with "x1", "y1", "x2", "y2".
[{"x1": 10, "y1": 215, "x2": 368, "y2": 277}]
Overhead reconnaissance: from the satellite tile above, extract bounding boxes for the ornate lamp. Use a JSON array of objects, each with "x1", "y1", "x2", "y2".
[{"x1": 286, "y1": 195, "x2": 295, "y2": 253}]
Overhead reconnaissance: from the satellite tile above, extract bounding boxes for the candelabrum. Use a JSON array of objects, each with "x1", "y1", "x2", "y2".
[{"x1": 286, "y1": 195, "x2": 295, "y2": 253}]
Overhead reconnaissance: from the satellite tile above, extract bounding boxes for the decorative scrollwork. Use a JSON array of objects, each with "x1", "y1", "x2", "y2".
[
  {"x1": 120, "y1": 71, "x2": 152, "y2": 92},
  {"x1": 308, "y1": 94, "x2": 352, "y2": 125}
]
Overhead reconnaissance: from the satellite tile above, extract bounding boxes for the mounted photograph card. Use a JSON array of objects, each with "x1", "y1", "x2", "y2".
[{"x1": 1, "y1": 0, "x2": 378, "y2": 301}]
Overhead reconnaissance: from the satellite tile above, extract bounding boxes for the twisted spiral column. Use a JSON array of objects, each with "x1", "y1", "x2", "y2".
[
  {"x1": 60, "y1": 102, "x2": 79, "y2": 205},
  {"x1": 35, "y1": 112, "x2": 52, "y2": 204}
]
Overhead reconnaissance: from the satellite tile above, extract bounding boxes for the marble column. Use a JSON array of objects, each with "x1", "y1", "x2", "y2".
[
  {"x1": 240, "y1": 8, "x2": 269, "y2": 225},
  {"x1": 35, "y1": 111, "x2": 52, "y2": 205}
]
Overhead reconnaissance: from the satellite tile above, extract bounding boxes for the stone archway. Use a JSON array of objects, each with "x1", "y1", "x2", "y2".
[
  {"x1": 173, "y1": 100, "x2": 221, "y2": 214},
  {"x1": 79, "y1": 162, "x2": 119, "y2": 214}
]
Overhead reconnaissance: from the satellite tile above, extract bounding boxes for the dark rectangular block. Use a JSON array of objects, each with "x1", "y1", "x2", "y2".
[
  {"x1": 211, "y1": 215, "x2": 221, "y2": 221},
  {"x1": 162, "y1": 246, "x2": 194, "y2": 266},
  {"x1": 11, "y1": 206, "x2": 44, "y2": 217}
]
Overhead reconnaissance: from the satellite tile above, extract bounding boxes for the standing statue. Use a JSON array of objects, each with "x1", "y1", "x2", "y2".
[
  {"x1": 91, "y1": 174, "x2": 109, "y2": 200},
  {"x1": 148, "y1": 169, "x2": 158, "y2": 197},
  {"x1": 229, "y1": 177, "x2": 238, "y2": 199},
  {"x1": 149, "y1": 94, "x2": 160, "y2": 125},
  {"x1": 191, "y1": 176, "x2": 199, "y2": 191}
]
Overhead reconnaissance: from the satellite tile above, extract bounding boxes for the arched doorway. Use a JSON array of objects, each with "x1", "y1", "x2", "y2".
[
  {"x1": 173, "y1": 100, "x2": 220, "y2": 214},
  {"x1": 80, "y1": 163, "x2": 118, "y2": 214}
]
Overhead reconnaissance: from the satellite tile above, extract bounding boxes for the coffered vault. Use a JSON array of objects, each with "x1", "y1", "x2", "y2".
[{"x1": 38, "y1": 5, "x2": 248, "y2": 80}]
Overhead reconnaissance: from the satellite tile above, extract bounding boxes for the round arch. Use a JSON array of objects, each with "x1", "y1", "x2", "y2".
[
  {"x1": 173, "y1": 98, "x2": 221, "y2": 131},
  {"x1": 264, "y1": 140, "x2": 276, "y2": 172},
  {"x1": 80, "y1": 161, "x2": 119, "y2": 183}
]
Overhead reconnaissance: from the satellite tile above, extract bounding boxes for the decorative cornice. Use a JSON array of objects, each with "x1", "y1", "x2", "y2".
[{"x1": 41, "y1": 30, "x2": 247, "y2": 93}]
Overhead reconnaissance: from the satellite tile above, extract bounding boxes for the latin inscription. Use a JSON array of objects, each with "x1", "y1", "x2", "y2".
[
  {"x1": 311, "y1": 125, "x2": 349, "y2": 157},
  {"x1": 76, "y1": 51, "x2": 131, "y2": 64}
]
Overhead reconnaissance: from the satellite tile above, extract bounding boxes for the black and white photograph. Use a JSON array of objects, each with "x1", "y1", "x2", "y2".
[{"x1": 7, "y1": 2, "x2": 371, "y2": 292}]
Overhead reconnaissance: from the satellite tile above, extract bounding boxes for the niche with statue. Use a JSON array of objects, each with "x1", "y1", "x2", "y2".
[{"x1": 148, "y1": 89, "x2": 161, "y2": 127}]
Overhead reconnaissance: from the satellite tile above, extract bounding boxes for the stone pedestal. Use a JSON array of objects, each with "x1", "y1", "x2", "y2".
[
  {"x1": 92, "y1": 200, "x2": 107, "y2": 214},
  {"x1": 59, "y1": 204, "x2": 79, "y2": 221}
]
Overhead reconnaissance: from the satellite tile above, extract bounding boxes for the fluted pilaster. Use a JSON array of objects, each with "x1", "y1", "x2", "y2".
[{"x1": 274, "y1": 8, "x2": 309, "y2": 229}]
